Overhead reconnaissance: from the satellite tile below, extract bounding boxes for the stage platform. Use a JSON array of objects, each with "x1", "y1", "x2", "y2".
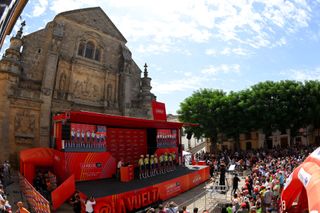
[
  {"x1": 76, "y1": 165, "x2": 210, "y2": 213},
  {"x1": 76, "y1": 165, "x2": 205, "y2": 198}
]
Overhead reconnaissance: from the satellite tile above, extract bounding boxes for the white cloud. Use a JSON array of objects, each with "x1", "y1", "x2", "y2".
[
  {"x1": 206, "y1": 47, "x2": 251, "y2": 56},
  {"x1": 153, "y1": 63, "x2": 241, "y2": 94},
  {"x1": 31, "y1": 0, "x2": 49, "y2": 17},
  {"x1": 49, "y1": 0, "x2": 100, "y2": 14},
  {"x1": 25, "y1": 0, "x2": 314, "y2": 54},
  {"x1": 201, "y1": 64, "x2": 241, "y2": 75},
  {"x1": 152, "y1": 76, "x2": 206, "y2": 94},
  {"x1": 283, "y1": 67, "x2": 320, "y2": 81}
]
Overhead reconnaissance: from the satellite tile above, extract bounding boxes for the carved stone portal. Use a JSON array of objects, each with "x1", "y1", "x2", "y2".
[
  {"x1": 72, "y1": 77, "x2": 100, "y2": 100},
  {"x1": 14, "y1": 110, "x2": 35, "y2": 139}
]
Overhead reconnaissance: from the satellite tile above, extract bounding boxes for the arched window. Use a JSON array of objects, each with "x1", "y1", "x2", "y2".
[
  {"x1": 85, "y1": 41, "x2": 95, "y2": 59},
  {"x1": 95, "y1": 48, "x2": 100, "y2": 61},
  {"x1": 77, "y1": 41, "x2": 85, "y2": 56},
  {"x1": 77, "y1": 40, "x2": 102, "y2": 62}
]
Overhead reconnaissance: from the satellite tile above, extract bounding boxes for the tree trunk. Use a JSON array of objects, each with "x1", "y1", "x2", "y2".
[
  {"x1": 234, "y1": 137, "x2": 240, "y2": 151},
  {"x1": 210, "y1": 137, "x2": 217, "y2": 153}
]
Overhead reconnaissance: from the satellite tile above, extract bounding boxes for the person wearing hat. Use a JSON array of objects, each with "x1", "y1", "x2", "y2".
[
  {"x1": 236, "y1": 202, "x2": 248, "y2": 213},
  {"x1": 144, "y1": 154, "x2": 150, "y2": 178},
  {"x1": 138, "y1": 155, "x2": 145, "y2": 179}
]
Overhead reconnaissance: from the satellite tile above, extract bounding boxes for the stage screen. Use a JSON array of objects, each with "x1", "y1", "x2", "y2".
[
  {"x1": 156, "y1": 129, "x2": 177, "y2": 148},
  {"x1": 65, "y1": 123, "x2": 106, "y2": 152}
]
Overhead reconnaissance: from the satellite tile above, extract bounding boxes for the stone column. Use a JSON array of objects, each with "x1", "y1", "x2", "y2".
[{"x1": 39, "y1": 21, "x2": 64, "y2": 147}]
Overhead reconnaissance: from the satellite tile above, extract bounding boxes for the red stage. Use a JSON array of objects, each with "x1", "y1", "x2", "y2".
[
  {"x1": 78, "y1": 165, "x2": 209, "y2": 213},
  {"x1": 19, "y1": 107, "x2": 206, "y2": 212}
]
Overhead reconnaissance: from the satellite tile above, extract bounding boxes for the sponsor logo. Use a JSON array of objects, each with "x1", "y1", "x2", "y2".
[
  {"x1": 284, "y1": 173, "x2": 292, "y2": 190},
  {"x1": 156, "y1": 109, "x2": 165, "y2": 114},
  {"x1": 192, "y1": 174, "x2": 202, "y2": 184},
  {"x1": 80, "y1": 163, "x2": 98, "y2": 169},
  {"x1": 166, "y1": 182, "x2": 181, "y2": 194},
  {"x1": 298, "y1": 168, "x2": 311, "y2": 187}
]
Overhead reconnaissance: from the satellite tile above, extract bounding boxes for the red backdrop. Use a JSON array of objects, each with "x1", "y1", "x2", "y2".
[{"x1": 106, "y1": 128, "x2": 147, "y2": 166}]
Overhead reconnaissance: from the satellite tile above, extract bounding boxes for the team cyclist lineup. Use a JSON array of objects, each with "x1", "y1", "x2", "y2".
[{"x1": 138, "y1": 152, "x2": 176, "y2": 179}]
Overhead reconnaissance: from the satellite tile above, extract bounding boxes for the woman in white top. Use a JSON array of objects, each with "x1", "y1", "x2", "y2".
[{"x1": 85, "y1": 196, "x2": 96, "y2": 213}]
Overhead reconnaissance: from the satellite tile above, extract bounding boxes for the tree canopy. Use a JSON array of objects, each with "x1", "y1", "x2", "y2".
[{"x1": 177, "y1": 80, "x2": 320, "y2": 147}]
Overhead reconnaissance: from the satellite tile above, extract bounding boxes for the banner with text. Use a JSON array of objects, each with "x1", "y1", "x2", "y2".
[{"x1": 152, "y1": 100, "x2": 167, "y2": 121}]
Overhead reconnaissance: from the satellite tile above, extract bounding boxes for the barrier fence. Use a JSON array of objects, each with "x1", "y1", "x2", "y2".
[{"x1": 19, "y1": 173, "x2": 51, "y2": 213}]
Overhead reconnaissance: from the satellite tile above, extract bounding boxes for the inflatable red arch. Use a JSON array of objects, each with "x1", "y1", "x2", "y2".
[{"x1": 281, "y1": 147, "x2": 320, "y2": 213}]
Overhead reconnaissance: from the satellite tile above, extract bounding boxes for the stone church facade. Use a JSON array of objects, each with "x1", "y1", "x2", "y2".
[{"x1": 0, "y1": 7, "x2": 155, "y2": 164}]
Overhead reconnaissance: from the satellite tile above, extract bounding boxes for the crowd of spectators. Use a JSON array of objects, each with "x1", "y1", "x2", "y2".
[
  {"x1": 0, "y1": 160, "x2": 30, "y2": 213},
  {"x1": 200, "y1": 144, "x2": 317, "y2": 213},
  {"x1": 0, "y1": 161, "x2": 12, "y2": 213}
]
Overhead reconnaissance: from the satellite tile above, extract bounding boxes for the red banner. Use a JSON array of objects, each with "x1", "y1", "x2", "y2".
[
  {"x1": 51, "y1": 175, "x2": 75, "y2": 210},
  {"x1": 90, "y1": 166, "x2": 210, "y2": 213},
  {"x1": 19, "y1": 174, "x2": 51, "y2": 213},
  {"x1": 62, "y1": 152, "x2": 116, "y2": 181},
  {"x1": 152, "y1": 101, "x2": 167, "y2": 121}
]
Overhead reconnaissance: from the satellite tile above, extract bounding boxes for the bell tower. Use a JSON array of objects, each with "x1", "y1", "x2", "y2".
[{"x1": 0, "y1": 21, "x2": 25, "y2": 161}]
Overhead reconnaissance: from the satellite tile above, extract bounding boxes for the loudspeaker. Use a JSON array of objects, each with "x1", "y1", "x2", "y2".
[
  {"x1": 62, "y1": 124, "x2": 71, "y2": 140},
  {"x1": 186, "y1": 132, "x2": 193, "y2": 140}
]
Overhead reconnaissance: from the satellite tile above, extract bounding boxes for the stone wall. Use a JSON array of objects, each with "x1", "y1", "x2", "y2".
[{"x1": 0, "y1": 7, "x2": 155, "y2": 163}]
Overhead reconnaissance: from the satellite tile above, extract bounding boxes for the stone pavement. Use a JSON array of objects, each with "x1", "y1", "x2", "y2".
[{"x1": 163, "y1": 172, "x2": 247, "y2": 212}]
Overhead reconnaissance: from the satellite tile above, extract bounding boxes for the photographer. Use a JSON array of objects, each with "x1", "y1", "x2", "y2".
[{"x1": 85, "y1": 196, "x2": 96, "y2": 213}]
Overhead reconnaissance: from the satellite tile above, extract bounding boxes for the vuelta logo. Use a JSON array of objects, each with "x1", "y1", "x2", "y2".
[{"x1": 156, "y1": 109, "x2": 164, "y2": 114}]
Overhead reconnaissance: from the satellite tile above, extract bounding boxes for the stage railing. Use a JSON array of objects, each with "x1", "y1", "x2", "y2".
[{"x1": 19, "y1": 173, "x2": 51, "y2": 213}]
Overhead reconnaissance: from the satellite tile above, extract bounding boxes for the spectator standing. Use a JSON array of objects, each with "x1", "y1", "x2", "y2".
[
  {"x1": 182, "y1": 205, "x2": 190, "y2": 213},
  {"x1": 158, "y1": 204, "x2": 166, "y2": 213},
  {"x1": 85, "y1": 196, "x2": 96, "y2": 213},
  {"x1": 263, "y1": 186, "x2": 273, "y2": 210},
  {"x1": 116, "y1": 158, "x2": 124, "y2": 180},
  {"x1": 232, "y1": 173, "x2": 240, "y2": 195},
  {"x1": 15, "y1": 202, "x2": 30, "y2": 213},
  {"x1": 165, "y1": 201, "x2": 178, "y2": 213}
]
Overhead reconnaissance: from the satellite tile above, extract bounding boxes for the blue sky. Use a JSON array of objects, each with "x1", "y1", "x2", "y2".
[{"x1": 2, "y1": 0, "x2": 320, "y2": 114}]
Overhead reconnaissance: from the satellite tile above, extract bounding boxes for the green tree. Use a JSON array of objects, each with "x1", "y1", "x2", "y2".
[{"x1": 177, "y1": 89, "x2": 226, "y2": 150}]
